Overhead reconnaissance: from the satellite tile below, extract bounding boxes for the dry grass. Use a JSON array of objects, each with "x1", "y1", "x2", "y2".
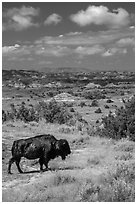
[{"x1": 2, "y1": 102, "x2": 135, "y2": 202}]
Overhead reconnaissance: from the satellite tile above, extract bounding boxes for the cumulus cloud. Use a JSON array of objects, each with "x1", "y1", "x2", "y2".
[
  {"x1": 44, "y1": 13, "x2": 62, "y2": 25},
  {"x1": 116, "y1": 37, "x2": 135, "y2": 47},
  {"x1": 2, "y1": 44, "x2": 30, "y2": 56},
  {"x1": 102, "y1": 47, "x2": 127, "y2": 57},
  {"x1": 2, "y1": 44, "x2": 20, "y2": 54},
  {"x1": 70, "y1": 5, "x2": 130, "y2": 28},
  {"x1": 3, "y1": 6, "x2": 40, "y2": 31}
]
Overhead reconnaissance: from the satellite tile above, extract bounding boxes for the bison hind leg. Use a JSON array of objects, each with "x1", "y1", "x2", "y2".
[
  {"x1": 8, "y1": 157, "x2": 15, "y2": 174},
  {"x1": 15, "y1": 158, "x2": 23, "y2": 173}
]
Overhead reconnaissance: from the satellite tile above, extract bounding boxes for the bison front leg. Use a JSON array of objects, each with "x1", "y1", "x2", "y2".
[
  {"x1": 39, "y1": 158, "x2": 44, "y2": 172},
  {"x1": 44, "y1": 162, "x2": 49, "y2": 170},
  {"x1": 43, "y1": 158, "x2": 49, "y2": 171}
]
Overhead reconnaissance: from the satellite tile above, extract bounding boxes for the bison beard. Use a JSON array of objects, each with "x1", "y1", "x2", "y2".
[{"x1": 8, "y1": 134, "x2": 71, "y2": 174}]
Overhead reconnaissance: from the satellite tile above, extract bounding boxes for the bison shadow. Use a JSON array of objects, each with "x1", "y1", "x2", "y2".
[{"x1": 19, "y1": 166, "x2": 83, "y2": 174}]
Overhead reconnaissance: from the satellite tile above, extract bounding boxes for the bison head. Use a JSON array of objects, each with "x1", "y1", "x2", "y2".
[{"x1": 56, "y1": 139, "x2": 71, "y2": 160}]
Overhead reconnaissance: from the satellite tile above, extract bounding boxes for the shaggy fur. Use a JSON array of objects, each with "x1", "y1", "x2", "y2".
[{"x1": 8, "y1": 134, "x2": 71, "y2": 174}]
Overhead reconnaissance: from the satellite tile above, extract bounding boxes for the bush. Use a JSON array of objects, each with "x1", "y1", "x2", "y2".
[
  {"x1": 82, "y1": 90, "x2": 106, "y2": 100},
  {"x1": 70, "y1": 107, "x2": 75, "y2": 112},
  {"x1": 36, "y1": 99, "x2": 73, "y2": 124},
  {"x1": 3, "y1": 103, "x2": 39, "y2": 123},
  {"x1": 95, "y1": 108, "x2": 102, "y2": 113},
  {"x1": 52, "y1": 173, "x2": 76, "y2": 186},
  {"x1": 2, "y1": 110, "x2": 6, "y2": 123},
  {"x1": 79, "y1": 101, "x2": 86, "y2": 107},
  {"x1": 58, "y1": 126, "x2": 73, "y2": 134},
  {"x1": 91, "y1": 99, "x2": 98, "y2": 107},
  {"x1": 96, "y1": 120, "x2": 99, "y2": 123},
  {"x1": 106, "y1": 99, "x2": 114, "y2": 103},
  {"x1": 104, "y1": 104, "x2": 109, "y2": 109},
  {"x1": 99, "y1": 96, "x2": 135, "y2": 141}
]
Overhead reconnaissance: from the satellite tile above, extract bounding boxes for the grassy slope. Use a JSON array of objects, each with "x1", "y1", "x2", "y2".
[{"x1": 2, "y1": 120, "x2": 135, "y2": 202}]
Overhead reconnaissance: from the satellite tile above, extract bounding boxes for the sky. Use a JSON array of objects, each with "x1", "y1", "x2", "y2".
[{"x1": 2, "y1": 2, "x2": 135, "y2": 71}]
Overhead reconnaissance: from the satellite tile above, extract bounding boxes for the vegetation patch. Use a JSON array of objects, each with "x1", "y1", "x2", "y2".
[
  {"x1": 2, "y1": 99, "x2": 87, "y2": 126},
  {"x1": 78, "y1": 162, "x2": 135, "y2": 202},
  {"x1": 99, "y1": 96, "x2": 135, "y2": 141},
  {"x1": 95, "y1": 108, "x2": 102, "y2": 113},
  {"x1": 51, "y1": 173, "x2": 77, "y2": 186}
]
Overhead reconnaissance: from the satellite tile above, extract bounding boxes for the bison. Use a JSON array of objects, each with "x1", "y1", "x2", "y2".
[{"x1": 8, "y1": 134, "x2": 71, "y2": 174}]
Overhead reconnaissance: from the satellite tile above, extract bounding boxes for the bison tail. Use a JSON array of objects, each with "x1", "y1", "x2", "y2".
[{"x1": 11, "y1": 141, "x2": 17, "y2": 156}]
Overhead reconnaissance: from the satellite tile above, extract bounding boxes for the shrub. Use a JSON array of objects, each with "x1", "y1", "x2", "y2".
[
  {"x1": 52, "y1": 174, "x2": 76, "y2": 186},
  {"x1": 104, "y1": 104, "x2": 109, "y2": 109},
  {"x1": 91, "y1": 99, "x2": 98, "y2": 107},
  {"x1": 2, "y1": 110, "x2": 6, "y2": 123},
  {"x1": 82, "y1": 90, "x2": 106, "y2": 100},
  {"x1": 79, "y1": 182, "x2": 100, "y2": 202},
  {"x1": 106, "y1": 99, "x2": 114, "y2": 103},
  {"x1": 79, "y1": 101, "x2": 86, "y2": 107},
  {"x1": 99, "y1": 96, "x2": 135, "y2": 141},
  {"x1": 2, "y1": 103, "x2": 39, "y2": 123},
  {"x1": 70, "y1": 107, "x2": 75, "y2": 112},
  {"x1": 36, "y1": 99, "x2": 73, "y2": 124},
  {"x1": 17, "y1": 104, "x2": 39, "y2": 122},
  {"x1": 95, "y1": 108, "x2": 102, "y2": 113},
  {"x1": 82, "y1": 91, "x2": 93, "y2": 100},
  {"x1": 46, "y1": 91, "x2": 54, "y2": 97},
  {"x1": 58, "y1": 126, "x2": 73, "y2": 134}
]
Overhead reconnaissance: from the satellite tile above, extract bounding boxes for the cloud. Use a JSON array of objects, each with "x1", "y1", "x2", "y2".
[
  {"x1": 70, "y1": 5, "x2": 130, "y2": 28},
  {"x1": 34, "y1": 27, "x2": 134, "y2": 47},
  {"x1": 3, "y1": 6, "x2": 40, "y2": 31},
  {"x1": 2, "y1": 26, "x2": 134, "y2": 61},
  {"x1": 2, "y1": 44, "x2": 30, "y2": 56},
  {"x1": 75, "y1": 45, "x2": 105, "y2": 56},
  {"x1": 44, "y1": 13, "x2": 62, "y2": 25},
  {"x1": 66, "y1": 32, "x2": 82, "y2": 36},
  {"x1": 102, "y1": 47, "x2": 127, "y2": 57},
  {"x1": 35, "y1": 45, "x2": 71, "y2": 57},
  {"x1": 2, "y1": 44, "x2": 20, "y2": 54},
  {"x1": 116, "y1": 37, "x2": 135, "y2": 47}
]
